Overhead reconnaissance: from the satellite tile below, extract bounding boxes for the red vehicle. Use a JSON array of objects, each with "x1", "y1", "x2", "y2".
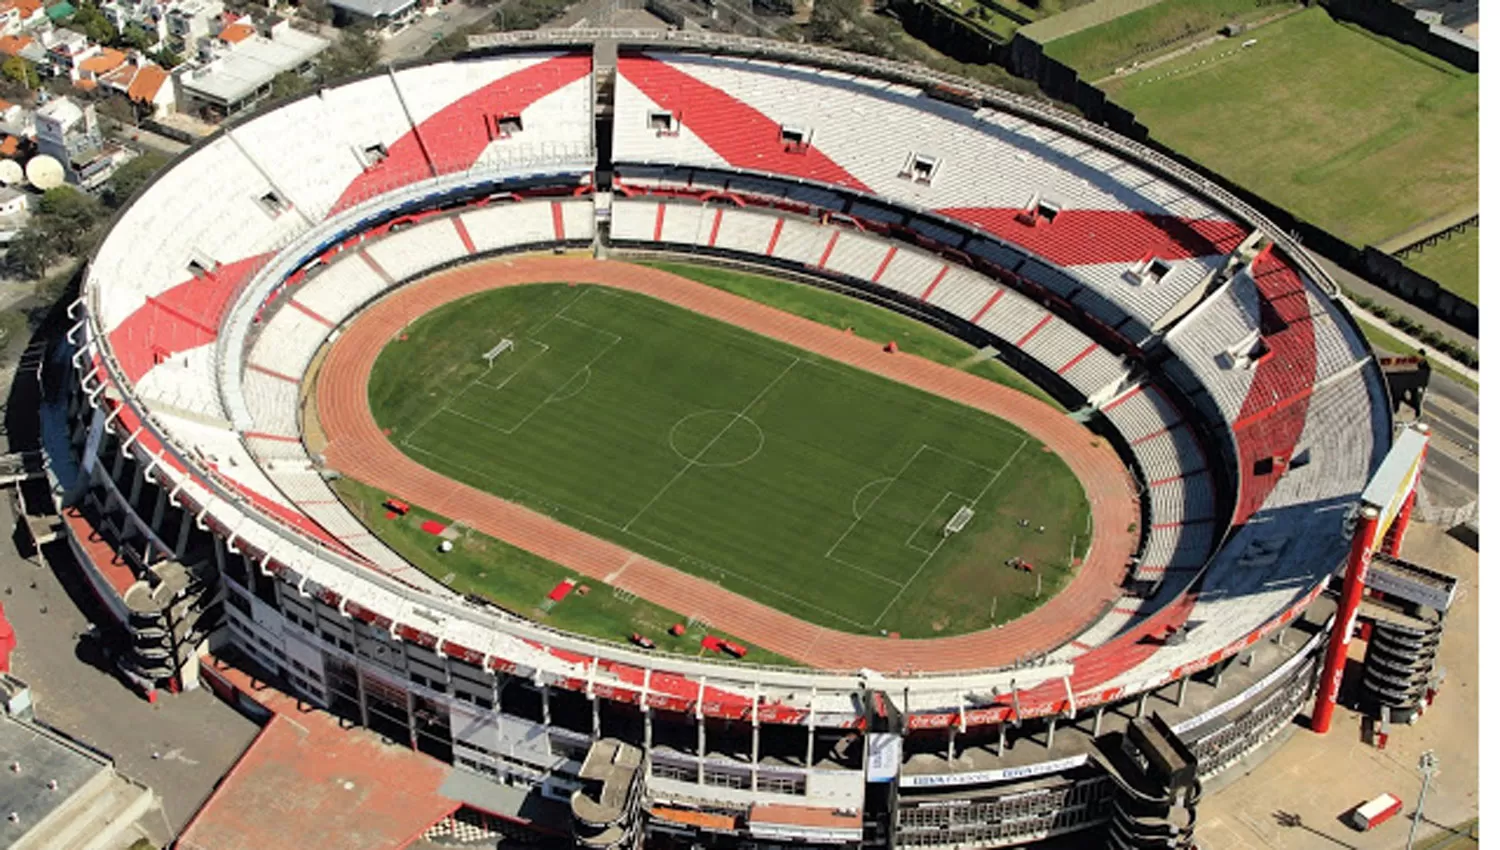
[{"x1": 1352, "y1": 793, "x2": 1402, "y2": 831}]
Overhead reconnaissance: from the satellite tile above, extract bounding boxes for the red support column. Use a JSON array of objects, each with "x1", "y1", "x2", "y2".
[{"x1": 1311, "y1": 505, "x2": 1381, "y2": 734}]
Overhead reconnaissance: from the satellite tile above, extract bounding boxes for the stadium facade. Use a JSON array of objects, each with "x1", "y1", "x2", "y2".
[{"x1": 41, "y1": 30, "x2": 1425, "y2": 849}]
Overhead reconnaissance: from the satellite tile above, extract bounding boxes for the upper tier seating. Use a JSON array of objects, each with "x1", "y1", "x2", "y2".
[
  {"x1": 90, "y1": 54, "x2": 596, "y2": 581},
  {"x1": 613, "y1": 52, "x2": 1247, "y2": 332}
]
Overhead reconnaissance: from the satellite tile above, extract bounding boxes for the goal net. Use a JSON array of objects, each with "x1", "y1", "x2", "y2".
[
  {"x1": 482, "y1": 338, "x2": 514, "y2": 365},
  {"x1": 943, "y1": 505, "x2": 975, "y2": 538}
]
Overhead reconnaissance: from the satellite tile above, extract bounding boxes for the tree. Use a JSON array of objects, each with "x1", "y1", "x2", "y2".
[
  {"x1": 94, "y1": 92, "x2": 139, "y2": 126},
  {"x1": 122, "y1": 23, "x2": 157, "y2": 51},
  {"x1": 270, "y1": 70, "x2": 311, "y2": 101},
  {"x1": 105, "y1": 151, "x2": 169, "y2": 208},
  {"x1": 147, "y1": 47, "x2": 183, "y2": 69},
  {"x1": 71, "y1": 5, "x2": 119, "y2": 46},
  {"x1": 5, "y1": 226, "x2": 53, "y2": 280},
  {"x1": 0, "y1": 56, "x2": 37, "y2": 90},
  {"x1": 37, "y1": 187, "x2": 103, "y2": 256},
  {"x1": 319, "y1": 27, "x2": 381, "y2": 81},
  {"x1": 302, "y1": 0, "x2": 334, "y2": 24}
]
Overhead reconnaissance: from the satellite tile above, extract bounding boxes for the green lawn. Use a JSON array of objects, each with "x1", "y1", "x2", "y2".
[
  {"x1": 637, "y1": 261, "x2": 1061, "y2": 408},
  {"x1": 333, "y1": 477, "x2": 802, "y2": 666},
  {"x1": 1107, "y1": 7, "x2": 1478, "y2": 248},
  {"x1": 1401, "y1": 226, "x2": 1479, "y2": 304},
  {"x1": 1044, "y1": 0, "x2": 1296, "y2": 81},
  {"x1": 365, "y1": 282, "x2": 1089, "y2": 639}
]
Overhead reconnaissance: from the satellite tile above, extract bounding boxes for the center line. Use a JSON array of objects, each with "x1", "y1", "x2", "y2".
[{"x1": 624, "y1": 357, "x2": 800, "y2": 531}]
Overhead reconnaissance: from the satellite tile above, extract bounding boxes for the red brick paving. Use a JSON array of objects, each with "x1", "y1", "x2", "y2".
[
  {"x1": 316, "y1": 257, "x2": 1139, "y2": 672},
  {"x1": 175, "y1": 657, "x2": 456, "y2": 850}
]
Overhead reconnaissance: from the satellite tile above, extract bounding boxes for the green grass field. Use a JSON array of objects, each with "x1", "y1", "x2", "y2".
[
  {"x1": 1106, "y1": 7, "x2": 1478, "y2": 248},
  {"x1": 332, "y1": 477, "x2": 800, "y2": 665},
  {"x1": 1401, "y1": 226, "x2": 1479, "y2": 304},
  {"x1": 637, "y1": 261, "x2": 1060, "y2": 408},
  {"x1": 364, "y1": 281, "x2": 1090, "y2": 639},
  {"x1": 1044, "y1": 0, "x2": 1296, "y2": 81}
]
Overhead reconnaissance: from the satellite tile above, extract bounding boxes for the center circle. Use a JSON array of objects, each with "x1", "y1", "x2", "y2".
[{"x1": 669, "y1": 410, "x2": 766, "y2": 468}]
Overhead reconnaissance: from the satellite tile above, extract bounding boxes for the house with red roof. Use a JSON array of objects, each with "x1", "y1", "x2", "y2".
[
  {"x1": 99, "y1": 56, "x2": 175, "y2": 117},
  {"x1": 0, "y1": 0, "x2": 46, "y2": 36}
]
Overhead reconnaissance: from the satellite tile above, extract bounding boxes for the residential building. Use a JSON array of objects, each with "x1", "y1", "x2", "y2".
[
  {"x1": 0, "y1": 185, "x2": 31, "y2": 243},
  {"x1": 99, "y1": 56, "x2": 174, "y2": 117},
  {"x1": 34, "y1": 95, "x2": 131, "y2": 187},
  {"x1": 40, "y1": 26, "x2": 99, "y2": 81},
  {"x1": 164, "y1": 0, "x2": 221, "y2": 53},
  {"x1": 74, "y1": 44, "x2": 126, "y2": 91},
  {"x1": 0, "y1": 32, "x2": 47, "y2": 63},
  {"x1": 325, "y1": 0, "x2": 421, "y2": 32},
  {"x1": 177, "y1": 16, "x2": 325, "y2": 117},
  {"x1": 0, "y1": 97, "x2": 34, "y2": 139},
  {"x1": 0, "y1": 0, "x2": 46, "y2": 36},
  {"x1": 99, "y1": 0, "x2": 168, "y2": 46}
]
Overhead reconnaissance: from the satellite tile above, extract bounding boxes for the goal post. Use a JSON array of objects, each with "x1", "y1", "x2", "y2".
[
  {"x1": 482, "y1": 338, "x2": 514, "y2": 365},
  {"x1": 943, "y1": 505, "x2": 975, "y2": 538}
]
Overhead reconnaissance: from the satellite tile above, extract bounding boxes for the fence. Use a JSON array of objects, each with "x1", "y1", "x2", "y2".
[
  {"x1": 1321, "y1": 0, "x2": 1477, "y2": 72},
  {"x1": 1392, "y1": 214, "x2": 1477, "y2": 260}
]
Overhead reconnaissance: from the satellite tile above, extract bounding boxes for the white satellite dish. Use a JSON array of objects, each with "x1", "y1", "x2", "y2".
[
  {"x1": 0, "y1": 159, "x2": 22, "y2": 186},
  {"x1": 25, "y1": 155, "x2": 64, "y2": 191}
]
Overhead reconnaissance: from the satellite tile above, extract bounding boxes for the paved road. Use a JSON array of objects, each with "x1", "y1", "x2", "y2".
[
  {"x1": 111, "y1": 126, "x2": 188, "y2": 156},
  {"x1": 379, "y1": 2, "x2": 495, "y2": 63},
  {"x1": 1408, "y1": 375, "x2": 1479, "y2": 510}
]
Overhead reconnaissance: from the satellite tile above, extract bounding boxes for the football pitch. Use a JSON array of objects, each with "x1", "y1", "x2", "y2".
[{"x1": 366, "y1": 281, "x2": 1091, "y2": 639}]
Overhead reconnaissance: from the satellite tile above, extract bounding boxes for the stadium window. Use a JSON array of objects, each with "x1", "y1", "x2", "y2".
[
  {"x1": 902, "y1": 153, "x2": 939, "y2": 184},
  {"x1": 780, "y1": 124, "x2": 811, "y2": 151},
  {"x1": 491, "y1": 113, "x2": 523, "y2": 139},
  {"x1": 1128, "y1": 256, "x2": 1172, "y2": 285},
  {"x1": 186, "y1": 259, "x2": 210, "y2": 278},
  {"x1": 258, "y1": 190, "x2": 289, "y2": 217},
  {"x1": 362, "y1": 143, "x2": 389, "y2": 167},
  {"x1": 1036, "y1": 199, "x2": 1060, "y2": 223},
  {"x1": 648, "y1": 110, "x2": 678, "y2": 136}
]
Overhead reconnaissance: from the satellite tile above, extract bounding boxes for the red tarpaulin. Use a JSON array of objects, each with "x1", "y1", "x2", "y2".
[
  {"x1": 0, "y1": 603, "x2": 15, "y2": 674},
  {"x1": 547, "y1": 580, "x2": 576, "y2": 602},
  {"x1": 420, "y1": 520, "x2": 447, "y2": 535}
]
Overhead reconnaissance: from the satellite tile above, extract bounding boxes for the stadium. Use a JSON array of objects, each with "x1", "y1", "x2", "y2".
[{"x1": 45, "y1": 27, "x2": 1436, "y2": 850}]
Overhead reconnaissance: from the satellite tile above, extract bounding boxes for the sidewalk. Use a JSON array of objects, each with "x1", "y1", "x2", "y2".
[
  {"x1": 1344, "y1": 301, "x2": 1479, "y2": 384},
  {"x1": 1309, "y1": 248, "x2": 1478, "y2": 350}
]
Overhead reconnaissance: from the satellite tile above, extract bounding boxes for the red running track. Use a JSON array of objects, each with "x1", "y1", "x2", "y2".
[{"x1": 316, "y1": 257, "x2": 1139, "y2": 672}]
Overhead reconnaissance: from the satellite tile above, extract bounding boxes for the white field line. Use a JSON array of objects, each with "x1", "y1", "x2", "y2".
[
  {"x1": 869, "y1": 438, "x2": 1030, "y2": 629},
  {"x1": 623, "y1": 356, "x2": 801, "y2": 532},
  {"x1": 824, "y1": 443, "x2": 930, "y2": 559}
]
